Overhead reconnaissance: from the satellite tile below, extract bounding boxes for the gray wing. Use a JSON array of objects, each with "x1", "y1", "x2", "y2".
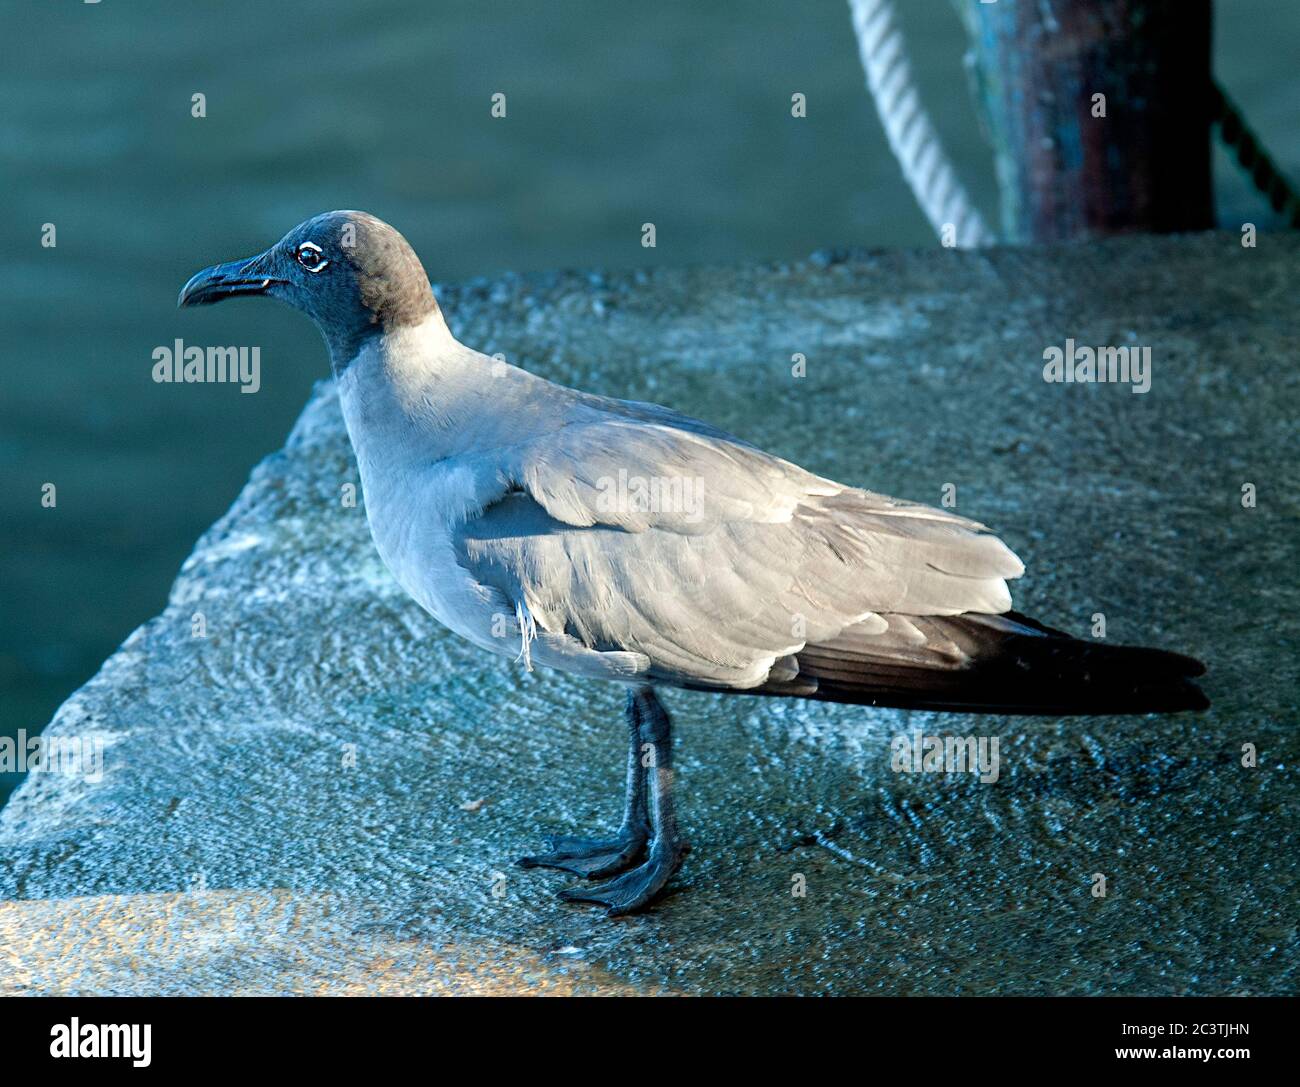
[{"x1": 453, "y1": 412, "x2": 1024, "y2": 690}]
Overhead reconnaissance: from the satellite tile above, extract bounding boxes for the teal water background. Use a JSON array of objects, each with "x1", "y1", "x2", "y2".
[{"x1": 1, "y1": 0, "x2": 1295, "y2": 801}]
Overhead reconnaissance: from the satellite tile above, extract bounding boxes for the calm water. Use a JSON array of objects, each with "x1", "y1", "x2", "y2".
[{"x1": 1, "y1": 0, "x2": 1296, "y2": 801}]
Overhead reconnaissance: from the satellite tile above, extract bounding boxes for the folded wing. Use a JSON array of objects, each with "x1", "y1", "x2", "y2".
[{"x1": 453, "y1": 410, "x2": 1025, "y2": 691}]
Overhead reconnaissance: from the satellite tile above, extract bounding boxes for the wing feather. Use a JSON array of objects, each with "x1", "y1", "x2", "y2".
[{"x1": 454, "y1": 413, "x2": 1023, "y2": 689}]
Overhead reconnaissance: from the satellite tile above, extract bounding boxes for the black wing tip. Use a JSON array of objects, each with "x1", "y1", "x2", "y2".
[
  {"x1": 1165, "y1": 677, "x2": 1210, "y2": 712},
  {"x1": 766, "y1": 684, "x2": 1211, "y2": 716},
  {"x1": 725, "y1": 627, "x2": 1212, "y2": 717},
  {"x1": 1182, "y1": 654, "x2": 1208, "y2": 679}
]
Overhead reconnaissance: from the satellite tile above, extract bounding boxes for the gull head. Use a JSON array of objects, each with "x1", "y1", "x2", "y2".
[{"x1": 178, "y1": 210, "x2": 437, "y2": 365}]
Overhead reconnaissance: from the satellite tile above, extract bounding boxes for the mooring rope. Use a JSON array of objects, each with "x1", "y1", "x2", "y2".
[
  {"x1": 846, "y1": 0, "x2": 995, "y2": 248},
  {"x1": 1212, "y1": 83, "x2": 1300, "y2": 228},
  {"x1": 849, "y1": 0, "x2": 1300, "y2": 243}
]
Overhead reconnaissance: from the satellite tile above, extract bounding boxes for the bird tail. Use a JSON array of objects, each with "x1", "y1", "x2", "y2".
[{"x1": 743, "y1": 611, "x2": 1208, "y2": 715}]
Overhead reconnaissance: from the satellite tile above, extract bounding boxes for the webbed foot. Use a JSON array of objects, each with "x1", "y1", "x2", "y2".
[
  {"x1": 557, "y1": 841, "x2": 689, "y2": 916},
  {"x1": 516, "y1": 829, "x2": 647, "y2": 879}
]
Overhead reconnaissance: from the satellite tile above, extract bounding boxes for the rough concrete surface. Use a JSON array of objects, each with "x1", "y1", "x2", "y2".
[{"x1": 2, "y1": 234, "x2": 1297, "y2": 995}]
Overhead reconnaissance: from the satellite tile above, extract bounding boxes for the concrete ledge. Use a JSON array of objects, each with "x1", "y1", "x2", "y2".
[
  {"x1": 0, "y1": 892, "x2": 648, "y2": 996},
  {"x1": 2, "y1": 235, "x2": 1297, "y2": 995}
]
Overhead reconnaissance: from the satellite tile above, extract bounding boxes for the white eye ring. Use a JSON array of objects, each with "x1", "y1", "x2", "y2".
[{"x1": 295, "y1": 241, "x2": 329, "y2": 273}]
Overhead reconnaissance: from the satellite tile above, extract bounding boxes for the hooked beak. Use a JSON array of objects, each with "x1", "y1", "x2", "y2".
[{"x1": 177, "y1": 253, "x2": 286, "y2": 307}]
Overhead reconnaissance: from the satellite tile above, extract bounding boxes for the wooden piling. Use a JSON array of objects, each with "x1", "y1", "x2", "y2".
[{"x1": 961, "y1": 0, "x2": 1215, "y2": 242}]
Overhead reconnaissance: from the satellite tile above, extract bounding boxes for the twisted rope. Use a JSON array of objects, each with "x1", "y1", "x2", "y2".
[
  {"x1": 1212, "y1": 83, "x2": 1300, "y2": 228},
  {"x1": 847, "y1": 0, "x2": 995, "y2": 248},
  {"x1": 849, "y1": 1, "x2": 1298, "y2": 242}
]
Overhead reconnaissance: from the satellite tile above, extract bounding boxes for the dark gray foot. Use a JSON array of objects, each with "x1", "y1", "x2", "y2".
[
  {"x1": 520, "y1": 686, "x2": 687, "y2": 916},
  {"x1": 516, "y1": 830, "x2": 647, "y2": 879},
  {"x1": 557, "y1": 841, "x2": 690, "y2": 917}
]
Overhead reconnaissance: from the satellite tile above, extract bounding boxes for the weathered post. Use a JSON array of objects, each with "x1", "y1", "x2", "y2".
[{"x1": 961, "y1": 0, "x2": 1215, "y2": 242}]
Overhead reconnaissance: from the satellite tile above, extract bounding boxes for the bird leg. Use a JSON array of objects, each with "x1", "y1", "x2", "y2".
[
  {"x1": 557, "y1": 687, "x2": 690, "y2": 916},
  {"x1": 516, "y1": 689, "x2": 651, "y2": 879}
]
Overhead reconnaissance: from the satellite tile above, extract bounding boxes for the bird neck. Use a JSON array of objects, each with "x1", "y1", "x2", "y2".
[
  {"x1": 334, "y1": 311, "x2": 517, "y2": 476},
  {"x1": 322, "y1": 293, "x2": 442, "y2": 379}
]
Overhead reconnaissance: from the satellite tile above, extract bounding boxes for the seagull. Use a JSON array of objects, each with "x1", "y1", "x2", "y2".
[{"x1": 180, "y1": 211, "x2": 1208, "y2": 916}]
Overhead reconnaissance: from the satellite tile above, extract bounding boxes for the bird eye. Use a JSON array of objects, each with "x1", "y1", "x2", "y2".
[{"x1": 295, "y1": 242, "x2": 328, "y2": 272}]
